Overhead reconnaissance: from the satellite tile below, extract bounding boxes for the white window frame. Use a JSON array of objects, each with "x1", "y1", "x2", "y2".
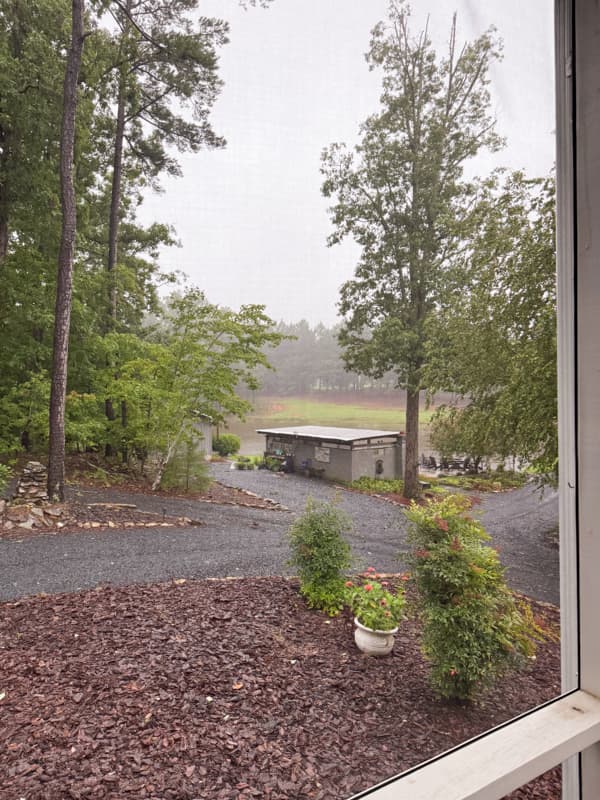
[{"x1": 349, "y1": 1, "x2": 600, "y2": 797}]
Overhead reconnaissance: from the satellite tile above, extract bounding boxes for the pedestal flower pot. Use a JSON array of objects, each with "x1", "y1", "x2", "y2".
[{"x1": 354, "y1": 618, "x2": 398, "y2": 656}]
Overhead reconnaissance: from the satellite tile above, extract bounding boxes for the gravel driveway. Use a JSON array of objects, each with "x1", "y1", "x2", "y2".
[{"x1": 0, "y1": 464, "x2": 559, "y2": 604}]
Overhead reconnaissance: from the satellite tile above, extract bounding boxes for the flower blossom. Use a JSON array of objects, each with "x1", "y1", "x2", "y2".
[{"x1": 364, "y1": 584, "x2": 373, "y2": 592}]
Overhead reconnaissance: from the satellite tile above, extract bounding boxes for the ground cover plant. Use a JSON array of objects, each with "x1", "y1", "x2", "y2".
[
  {"x1": 432, "y1": 471, "x2": 528, "y2": 492},
  {"x1": 0, "y1": 577, "x2": 560, "y2": 799}
]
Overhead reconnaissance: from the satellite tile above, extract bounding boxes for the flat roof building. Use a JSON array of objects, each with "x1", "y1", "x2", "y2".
[{"x1": 257, "y1": 425, "x2": 404, "y2": 483}]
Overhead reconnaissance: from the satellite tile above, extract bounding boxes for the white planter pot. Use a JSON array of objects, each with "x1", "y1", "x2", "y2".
[{"x1": 354, "y1": 618, "x2": 398, "y2": 656}]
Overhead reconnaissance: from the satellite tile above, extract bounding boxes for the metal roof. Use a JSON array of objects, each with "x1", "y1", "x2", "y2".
[{"x1": 256, "y1": 425, "x2": 401, "y2": 443}]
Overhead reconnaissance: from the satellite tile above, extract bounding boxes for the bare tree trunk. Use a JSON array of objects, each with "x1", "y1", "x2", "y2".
[
  {"x1": 106, "y1": 15, "x2": 130, "y2": 455},
  {"x1": 0, "y1": 123, "x2": 8, "y2": 262},
  {"x1": 403, "y1": 387, "x2": 421, "y2": 500},
  {"x1": 107, "y1": 76, "x2": 126, "y2": 326},
  {"x1": 47, "y1": 0, "x2": 85, "y2": 501}
]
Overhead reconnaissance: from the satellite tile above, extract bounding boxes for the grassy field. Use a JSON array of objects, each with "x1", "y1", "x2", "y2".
[
  {"x1": 250, "y1": 395, "x2": 434, "y2": 429},
  {"x1": 224, "y1": 393, "x2": 435, "y2": 454}
]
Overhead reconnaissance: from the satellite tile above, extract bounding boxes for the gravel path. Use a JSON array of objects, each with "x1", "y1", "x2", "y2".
[{"x1": 0, "y1": 465, "x2": 559, "y2": 603}]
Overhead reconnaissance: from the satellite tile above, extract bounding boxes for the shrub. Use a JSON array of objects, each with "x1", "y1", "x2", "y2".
[
  {"x1": 160, "y1": 439, "x2": 211, "y2": 492},
  {"x1": 405, "y1": 495, "x2": 544, "y2": 701},
  {"x1": 212, "y1": 433, "x2": 241, "y2": 457},
  {"x1": 350, "y1": 477, "x2": 404, "y2": 494},
  {"x1": 287, "y1": 498, "x2": 353, "y2": 616},
  {"x1": 0, "y1": 463, "x2": 12, "y2": 494}
]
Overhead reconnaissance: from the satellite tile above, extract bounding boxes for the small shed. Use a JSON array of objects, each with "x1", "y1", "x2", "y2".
[{"x1": 257, "y1": 425, "x2": 404, "y2": 483}]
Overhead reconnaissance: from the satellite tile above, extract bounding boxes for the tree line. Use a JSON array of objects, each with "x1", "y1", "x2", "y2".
[{"x1": 253, "y1": 320, "x2": 400, "y2": 396}]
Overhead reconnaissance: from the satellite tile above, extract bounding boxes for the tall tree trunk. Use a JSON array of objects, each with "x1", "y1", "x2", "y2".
[
  {"x1": 403, "y1": 387, "x2": 420, "y2": 500},
  {"x1": 47, "y1": 0, "x2": 85, "y2": 501},
  {"x1": 107, "y1": 75, "x2": 126, "y2": 327},
  {"x1": 105, "y1": 13, "x2": 130, "y2": 455},
  {"x1": 0, "y1": 129, "x2": 9, "y2": 262}
]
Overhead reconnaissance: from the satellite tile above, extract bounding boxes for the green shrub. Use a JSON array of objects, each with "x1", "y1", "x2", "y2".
[
  {"x1": 287, "y1": 498, "x2": 353, "y2": 616},
  {"x1": 265, "y1": 456, "x2": 282, "y2": 471},
  {"x1": 0, "y1": 463, "x2": 12, "y2": 494},
  {"x1": 405, "y1": 495, "x2": 544, "y2": 701},
  {"x1": 350, "y1": 476, "x2": 404, "y2": 494},
  {"x1": 435, "y1": 471, "x2": 526, "y2": 492},
  {"x1": 160, "y1": 439, "x2": 211, "y2": 492},
  {"x1": 212, "y1": 433, "x2": 241, "y2": 457}
]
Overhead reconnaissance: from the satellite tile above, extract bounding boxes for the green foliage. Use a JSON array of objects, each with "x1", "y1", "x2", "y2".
[
  {"x1": 287, "y1": 499, "x2": 353, "y2": 616},
  {"x1": 321, "y1": 4, "x2": 502, "y2": 497},
  {"x1": 345, "y1": 570, "x2": 405, "y2": 631},
  {"x1": 425, "y1": 173, "x2": 557, "y2": 483},
  {"x1": 0, "y1": 463, "x2": 12, "y2": 493},
  {"x1": 213, "y1": 433, "x2": 241, "y2": 457},
  {"x1": 350, "y1": 477, "x2": 404, "y2": 494},
  {"x1": 405, "y1": 496, "x2": 544, "y2": 700},
  {"x1": 160, "y1": 437, "x2": 211, "y2": 492},
  {"x1": 434, "y1": 472, "x2": 527, "y2": 492},
  {"x1": 264, "y1": 455, "x2": 282, "y2": 471}
]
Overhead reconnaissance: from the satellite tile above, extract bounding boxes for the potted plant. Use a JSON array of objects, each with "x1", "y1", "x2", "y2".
[{"x1": 345, "y1": 568, "x2": 405, "y2": 655}]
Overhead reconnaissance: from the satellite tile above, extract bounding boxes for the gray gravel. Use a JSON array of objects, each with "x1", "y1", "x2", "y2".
[{"x1": 0, "y1": 465, "x2": 558, "y2": 604}]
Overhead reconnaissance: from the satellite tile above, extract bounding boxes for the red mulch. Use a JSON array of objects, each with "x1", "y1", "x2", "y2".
[{"x1": 0, "y1": 578, "x2": 561, "y2": 799}]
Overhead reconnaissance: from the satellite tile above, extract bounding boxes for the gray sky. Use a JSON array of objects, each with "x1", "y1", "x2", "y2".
[{"x1": 139, "y1": 0, "x2": 555, "y2": 326}]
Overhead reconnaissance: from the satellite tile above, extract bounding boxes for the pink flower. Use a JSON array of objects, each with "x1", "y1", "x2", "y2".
[
  {"x1": 449, "y1": 668, "x2": 458, "y2": 676},
  {"x1": 366, "y1": 566, "x2": 376, "y2": 573},
  {"x1": 380, "y1": 580, "x2": 389, "y2": 587},
  {"x1": 364, "y1": 584, "x2": 373, "y2": 592},
  {"x1": 380, "y1": 598, "x2": 388, "y2": 606},
  {"x1": 344, "y1": 581, "x2": 353, "y2": 588},
  {"x1": 400, "y1": 573, "x2": 410, "y2": 582}
]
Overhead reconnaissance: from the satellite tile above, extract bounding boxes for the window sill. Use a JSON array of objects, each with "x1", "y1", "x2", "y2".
[{"x1": 352, "y1": 690, "x2": 600, "y2": 799}]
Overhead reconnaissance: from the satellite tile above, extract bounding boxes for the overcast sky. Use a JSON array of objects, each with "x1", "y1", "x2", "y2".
[{"x1": 139, "y1": 0, "x2": 555, "y2": 326}]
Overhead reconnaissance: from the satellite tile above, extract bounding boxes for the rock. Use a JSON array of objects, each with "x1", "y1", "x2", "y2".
[
  {"x1": 13, "y1": 462, "x2": 49, "y2": 504},
  {"x1": 5, "y1": 505, "x2": 32, "y2": 523},
  {"x1": 44, "y1": 505, "x2": 66, "y2": 518}
]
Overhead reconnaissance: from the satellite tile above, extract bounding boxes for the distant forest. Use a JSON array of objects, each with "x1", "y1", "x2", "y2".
[{"x1": 255, "y1": 321, "x2": 399, "y2": 395}]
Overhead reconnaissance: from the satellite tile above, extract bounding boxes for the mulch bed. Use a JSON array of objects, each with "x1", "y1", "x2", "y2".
[{"x1": 1, "y1": 578, "x2": 561, "y2": 799}]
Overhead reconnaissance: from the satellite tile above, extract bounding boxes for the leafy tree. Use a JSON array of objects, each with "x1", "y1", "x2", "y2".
[
  {"x1": 98, "y1": 0, "x2": 228, "y2": 328},
  {"x1": 425, "y1": 172, "x2": 557, "y2": 481},
  {"x1": 321, "y1": 2, "x2": 502, "y2": 498},
  {"x1": 99, "y1": 289, "x2": 283, "y2": 487}
]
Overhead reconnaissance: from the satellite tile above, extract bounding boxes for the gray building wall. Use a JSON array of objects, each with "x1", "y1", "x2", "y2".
[{"x1": 265, "y1": 434, "x2": 403, "y2": 482}]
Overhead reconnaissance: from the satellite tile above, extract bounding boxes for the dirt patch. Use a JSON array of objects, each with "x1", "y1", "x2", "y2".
[
  {"x1": 1, "y1": 578, "x2": 560, "y2": 799},
  {"x1": 0, "y1": 482, "x2": 285, "y2": 540}
]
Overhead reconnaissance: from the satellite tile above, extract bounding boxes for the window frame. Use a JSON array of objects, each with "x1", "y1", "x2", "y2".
[{"x1": 349, "y1": 1, "x2": 600, "y2": 797}]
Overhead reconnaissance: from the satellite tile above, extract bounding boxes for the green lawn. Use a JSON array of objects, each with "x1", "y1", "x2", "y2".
[{"x1": 249, "y1": 395, "x2": 434, "y2": 431}]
